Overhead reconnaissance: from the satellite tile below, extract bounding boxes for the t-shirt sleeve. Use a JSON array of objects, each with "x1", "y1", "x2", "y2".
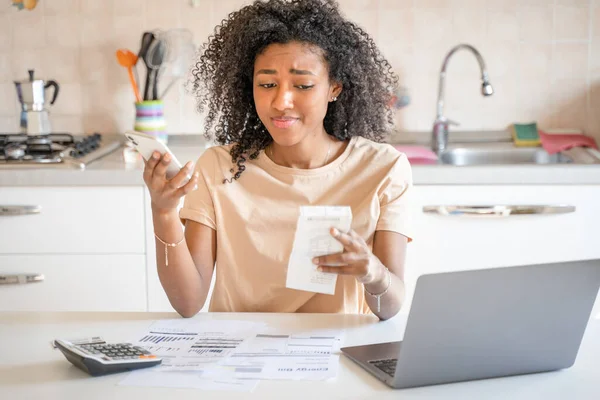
[
  {"x1": 375, "y1": 153, "x2": 413, "y2": 242},
  {"x1": 179, "y1": 148, "x2": 217, "y2": 230}
]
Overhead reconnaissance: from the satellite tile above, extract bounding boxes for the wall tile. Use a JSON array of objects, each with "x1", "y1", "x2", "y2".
[
  {"x1": 592, "y1": 40, "x2": 600, "y2": 80},
  {"x1": 418, "y1": 0, "x2": 452, "y2": 8},
  {"x1": 11, "y1": 51, "x2": 46, "y2": 81},
  {"x1": 486, "y1": 0, "x2": 518, "y2": 13},
  {"x1": 12, "y1": 13, "x2": 46, "y2": 49},
  {"x1": 0, "y1": 52, "x2": 12, "y2": 82},
  {"x1": 556, "y1": 0, "x2": 589, "y2": 6},
  {"x1": 452, "y1": 0, "x2": 485, "y2": 8},
  {"x1": 43, "y1": 47, "x2": 81, "y2": 84},
  {"x1": 146, "y1": 0, "x2": 181, "y2": 29},
  {"x1": 379, "y1": 0, "x2": 412, "y2": 9},
  {"x1": 112, "y1": 0, "x2": 145, "y2": 17},
  {"x1": 517, "y1": 5, "x2": 553, "y2": 42},
  {"x1": 551, "y1": 78, "x2": 588, "y2": 129},
  {"x1": 81, "y1": 16, "x2": 114, "y2": 48},
  {"x1": 0, "y1": 14, "x2": 10, "y2": 50},
  {"x1": 518, "y1": 43, "x2": 552, "y2": 78},
  {"x1": 45, "y1": 16, "x2": 81, "y2": 48},
  {"x1": 487, "y1": 9, "x2": 519, "y2": 42},
  {"x1": 50, "y1": 115, "x2": 84, "y2": 133},
  {"x1": 587, "y1": 81, "x2": 600, "y2": 135},
  {"x1": 453, "y1": 9, "x2": 486, "y2": 43},
  {"x1": 0, "y1": 83, "x2": 17, "y2": 116},
  {"x1": 80, "y1": 47, "x2": 119, "y2": 84},
  {"x1": 378, "y1": 7, "x2": 413, "y2": 49},
  {"x1": 593, "y1": 5, "x2": 600, "y2": 38},
  {"x1": 555, "y1": 5, "x2": 590, "y2": 41},
  {"x1": 551, "y1": 43, "x2": 589, "y2": 81},
  {"x1": 413, "y1": 8, "x2": 454, "y2": 46},
  {"x1": 50, "y1": 83, "x2": 82, "y2": 115},
  {"x1": 114, "y1": 15, "x2": 145, "y2": 53},
  {"x1": 0, "y1": 116, "x2": 19, "y2": 133},
  {"x1": 80, "y1": 0, "x2": 112, "y2": 16},
  {"x1": 43, "y1": 0, "x2": 80, "y2": 15},
  {"x1": 180, "y1": 3, "x2": 214, "y2": 49}
]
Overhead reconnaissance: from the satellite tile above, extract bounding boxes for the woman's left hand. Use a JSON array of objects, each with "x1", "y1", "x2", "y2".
[{"x1": 312, "y1": 228, "x2": 383, "y2": 284}]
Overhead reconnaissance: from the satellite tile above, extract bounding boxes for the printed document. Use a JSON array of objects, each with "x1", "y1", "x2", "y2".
[
  {"x1": 119, "y1": 319, "x2": 265, "y2": 392},
  {"x1": 210, "y1": 328, "x2": 344, "y2": 381},
  {"x1": 286, "y1": 206, "x2": 353, "y2": 295},
  {"x1": 129, "y1": 319, "x2": 265, "y2": 371}
]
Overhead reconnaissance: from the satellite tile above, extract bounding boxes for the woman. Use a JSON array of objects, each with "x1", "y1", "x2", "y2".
[{"x1": 144, "y1": 0, "x2": 413, "y2": 320}]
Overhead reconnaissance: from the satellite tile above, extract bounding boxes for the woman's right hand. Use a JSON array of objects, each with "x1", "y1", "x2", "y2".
[{"x1": 143, "y1": 151, "x2": 199, "y2": 213}]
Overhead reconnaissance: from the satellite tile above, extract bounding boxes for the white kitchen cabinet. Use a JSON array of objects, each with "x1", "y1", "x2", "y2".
[
  {"x1": 0, "y1": 254, "x2": 146, "y2": 311},
  {"x1": 0, "y1": 187, "x2": 145, "y2": 254},
  {"x1": 402, "y1": 185, "x2": 600, "y2": 317},
  {"x1": 0, "y1": 186, "x2": 147, "y2": 312}
]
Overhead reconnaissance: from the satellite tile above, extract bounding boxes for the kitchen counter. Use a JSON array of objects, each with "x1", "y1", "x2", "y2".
[
  {"x1": 1, "y1": 134, "x2": 600, "y2": 186},
  {"x1": 1, "y1": 311, "x2": 599, "y2": 400}
]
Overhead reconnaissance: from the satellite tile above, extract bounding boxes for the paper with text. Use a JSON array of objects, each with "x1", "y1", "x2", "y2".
[
  {"x1": 286, "y1": 206, "x2": 353, "y2": 295},
  {"x1": 130, "y1": 319, "x2": 265, "y2": 371},
  {"x1": 207, "y1": 329, "x2": 344, "y2": 381}
]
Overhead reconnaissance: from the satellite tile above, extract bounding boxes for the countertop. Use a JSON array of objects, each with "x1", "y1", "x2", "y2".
[
  {"x1": 1, "y1": 311, "x2": 599, "y2": 400},
  {"x1": 1, "y1": 132, "x2": 600, "y2": 186}
]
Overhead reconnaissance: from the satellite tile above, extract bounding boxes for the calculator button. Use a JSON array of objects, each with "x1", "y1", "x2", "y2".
[{"x1": 139, "y1": 355, "x2": 157, "y2": 359}]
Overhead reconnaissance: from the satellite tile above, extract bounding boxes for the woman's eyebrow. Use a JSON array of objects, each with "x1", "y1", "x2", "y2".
[{"x1": 255, "y1": 68, "x2": 316, "y2": 76}]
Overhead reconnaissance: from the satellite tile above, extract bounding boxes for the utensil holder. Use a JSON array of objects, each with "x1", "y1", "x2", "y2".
[{"x1": 134, "y1": 100, "x2": 167, "y2": 144}]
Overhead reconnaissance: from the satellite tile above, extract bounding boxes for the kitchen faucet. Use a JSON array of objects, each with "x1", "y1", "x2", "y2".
[{"x1": 432, "y1": 44, "x2": 494, "y2": 155}]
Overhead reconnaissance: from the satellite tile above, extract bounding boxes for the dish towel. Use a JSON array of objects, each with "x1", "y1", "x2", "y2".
[
  {"x1": 392, "y1": 145, "x2": 438, "y2": 164},
  {"x1": 539, "y1": 130, "x2": 599, "y2": 155}
]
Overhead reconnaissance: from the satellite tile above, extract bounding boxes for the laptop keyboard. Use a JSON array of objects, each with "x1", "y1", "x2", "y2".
[{"x1": 369, "y1": 358, "x2": 398, "y2": 377}]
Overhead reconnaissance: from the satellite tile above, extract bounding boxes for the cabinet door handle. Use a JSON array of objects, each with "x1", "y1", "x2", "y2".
[
  {"x1": 423, "y1": 205, "x2": 576, "y2": 216},
  {"x1": 0, "y1": 205, "x2": 42, "y2": 216},
  {"x1": 0, "y1": 274, "x2": 45, "y2": 285}
]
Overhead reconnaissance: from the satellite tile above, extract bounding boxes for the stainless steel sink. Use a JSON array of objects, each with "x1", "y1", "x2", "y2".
[{"x1": 439, "y1": 143, "x2": 574, "y2": 166}]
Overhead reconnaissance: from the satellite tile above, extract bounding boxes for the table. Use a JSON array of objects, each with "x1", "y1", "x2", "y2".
[{"x1": 1, "y1": 312, "x2": 598, "y2": 399}]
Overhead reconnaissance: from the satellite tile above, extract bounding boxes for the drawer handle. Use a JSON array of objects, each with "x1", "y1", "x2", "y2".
[
  {"x1": 0, "y1": 205, "x2": 42, "y2": 216},
  {"x1": 423, "y1": 205, "x2": 576, "y2": 217},
  {"x1": 0, "y1": 274, "x2": 45, "y2": 285}
]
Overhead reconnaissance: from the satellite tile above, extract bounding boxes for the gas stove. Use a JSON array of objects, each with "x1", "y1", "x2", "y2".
[{"x1": 0, "y1": 133, "x2": 122, "y2": 169}]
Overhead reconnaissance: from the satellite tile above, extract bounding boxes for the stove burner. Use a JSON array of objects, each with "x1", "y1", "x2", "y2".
[{"x1": 0, "y1": 133, "x2": 103, "y2": 163}]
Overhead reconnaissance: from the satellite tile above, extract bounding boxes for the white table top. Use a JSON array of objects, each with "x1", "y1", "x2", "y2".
[{"x1": 1, "y1": 312, "x2": 599, "y2": 400}]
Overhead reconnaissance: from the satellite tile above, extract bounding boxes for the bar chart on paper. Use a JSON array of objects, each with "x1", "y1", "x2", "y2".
[{"x1": 139, "y1": 332, "x2": 196, "y2": 344}]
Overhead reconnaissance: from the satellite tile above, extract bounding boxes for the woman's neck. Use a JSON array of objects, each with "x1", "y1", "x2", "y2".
[{"x1": 269, "y1": 131, "x2": 342, "y2": 169}]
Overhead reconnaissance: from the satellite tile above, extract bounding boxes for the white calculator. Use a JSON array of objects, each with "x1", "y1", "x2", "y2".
[{"x1": 54, "y1": 337, "x2": 162, "y2": 376}]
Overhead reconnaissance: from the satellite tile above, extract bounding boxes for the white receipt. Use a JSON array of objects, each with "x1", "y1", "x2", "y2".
[{"x1": 285, "y1": 206, "x2": 352, "y2": 295}]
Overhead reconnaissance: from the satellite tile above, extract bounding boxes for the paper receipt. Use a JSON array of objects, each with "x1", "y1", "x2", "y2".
[{"x1": 285, "y1": 206, "x2": 353, "y2": 295}]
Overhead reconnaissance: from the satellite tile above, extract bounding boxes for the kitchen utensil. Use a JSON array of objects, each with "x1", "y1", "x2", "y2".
[
  {"x1": 138, "y1": 32, "x2": 156, "y2": 101},
  {"x1": 159, "y1": 29, "x2": 196, "y2": 99},
  {"x1": 116, "y1": 49, "x2": 143, "y2": 103},
  {"x1": 14, "y1": 69, "x2": 60, "y2": 135},
  {"x1": 146, "y1": 37, "x2": 166, "y2": 100}
]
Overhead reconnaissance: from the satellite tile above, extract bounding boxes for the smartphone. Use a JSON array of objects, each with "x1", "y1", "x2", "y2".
[{"x1": 124, "y1": 130, "x2": 191, "y2": 184}]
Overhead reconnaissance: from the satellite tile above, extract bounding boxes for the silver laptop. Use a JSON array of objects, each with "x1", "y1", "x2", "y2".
[{"x1": 341, "y1": 259, "x2": 600, "y2": 389}]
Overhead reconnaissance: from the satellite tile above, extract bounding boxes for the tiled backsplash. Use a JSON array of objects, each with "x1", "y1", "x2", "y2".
[{"x1": 1, "y1": 0, "x2": 600, "y2": 139}]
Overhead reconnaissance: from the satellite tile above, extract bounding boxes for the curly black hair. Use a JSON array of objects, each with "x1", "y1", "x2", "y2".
[{"x1": 189, "y1": 0, "x2": 399, "y2": 182}]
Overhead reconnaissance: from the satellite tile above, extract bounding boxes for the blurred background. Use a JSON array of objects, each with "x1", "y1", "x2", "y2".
[{"x1": 0, "y1": 0, "x2": 599, "y2": 140}]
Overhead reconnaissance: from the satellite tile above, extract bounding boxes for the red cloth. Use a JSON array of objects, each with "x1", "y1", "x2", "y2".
[{"x1": 539, "y1": 130, "x2": 598, "y2": 155}]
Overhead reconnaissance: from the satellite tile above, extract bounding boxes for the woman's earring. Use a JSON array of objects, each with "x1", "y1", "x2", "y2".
[{"x1": 331, "y1": 96, "x2": 337, "y2": 102}]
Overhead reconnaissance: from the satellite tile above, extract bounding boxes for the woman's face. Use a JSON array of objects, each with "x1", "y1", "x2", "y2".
[{"x1": 253, "y1": 41, "x2": 341, "y2": 147}]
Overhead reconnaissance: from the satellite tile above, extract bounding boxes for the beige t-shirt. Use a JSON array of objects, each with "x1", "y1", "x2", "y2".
[{"x1": 179, "y1": 136, "x2": 413, "y2": 314}]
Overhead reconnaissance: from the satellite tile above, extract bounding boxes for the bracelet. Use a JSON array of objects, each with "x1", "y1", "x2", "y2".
[
  {"x1": 154, "y1": 233, "x2": 185, "y2": 267},
  {"x1": 364, "y1": 267, "x2": 392, "y2": 313}
]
